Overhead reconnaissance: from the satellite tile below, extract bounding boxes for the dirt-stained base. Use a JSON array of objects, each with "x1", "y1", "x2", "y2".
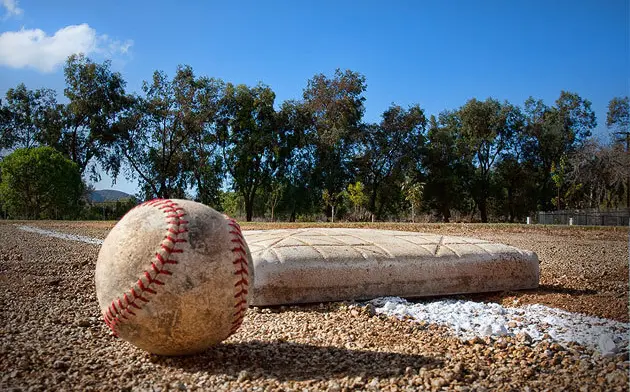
[{"x1": 0, "y1": 221, "x2": 628, "y2": 391}]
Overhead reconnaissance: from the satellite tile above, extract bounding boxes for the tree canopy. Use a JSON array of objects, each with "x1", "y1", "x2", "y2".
[
  {"x1": 0, "y1": 147, "x2": 84, "y2": 219},
  {"x1": 0, "y1": 55, "x2": 626, "y2": 221}
]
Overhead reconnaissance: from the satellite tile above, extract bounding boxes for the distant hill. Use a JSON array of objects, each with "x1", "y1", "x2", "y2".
[{"x1": 90, "y1": 189, "x2": 133, "y2": 202}]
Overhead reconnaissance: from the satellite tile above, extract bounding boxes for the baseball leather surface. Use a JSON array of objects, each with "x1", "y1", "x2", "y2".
[{"x1": 95, "y1": 199, "x2": 252, "y2": 355}]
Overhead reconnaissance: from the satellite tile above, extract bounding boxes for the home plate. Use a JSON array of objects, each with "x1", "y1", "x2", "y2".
[{"x1": 244, "y1": 228, "x2": 539, "y2": 306}]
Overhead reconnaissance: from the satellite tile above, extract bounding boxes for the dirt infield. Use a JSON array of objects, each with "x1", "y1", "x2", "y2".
[{"x1": 1, "y1": 221, "x2": 628, "y2": 391}]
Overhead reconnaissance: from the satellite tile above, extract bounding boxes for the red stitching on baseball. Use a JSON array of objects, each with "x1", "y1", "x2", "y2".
[
  {"x1": 161, "y1": 244, "x2": 184, "y2": 254},
  {"x1": 155, "y1": 253, "x2": 178, "y2": 265},
  {"x1": 227, "y1": 217, "x2": 249, "y2": 336},
  {"x1": 103, "y1": 199, "x2": 188, "y2": 336}
]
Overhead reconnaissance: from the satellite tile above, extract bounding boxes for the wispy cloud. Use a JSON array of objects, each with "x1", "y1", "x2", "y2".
[
  {"x1": 1, "y1": 0, "x2": 23, "y2": 19},
  {"x1": 0, "y1": 24, "x2": 133, "y2": 73}
]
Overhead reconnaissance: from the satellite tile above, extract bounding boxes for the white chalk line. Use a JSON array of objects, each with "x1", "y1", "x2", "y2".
[
  {"x1": 18, "y1": 225, "x2": 104, "y2": 245},
  {"x1": 370, "y1": 297, "x2": 629, "y2": 357},
  {"x1": 16, "y1": 225, "x2": 630, "y2": 355}
]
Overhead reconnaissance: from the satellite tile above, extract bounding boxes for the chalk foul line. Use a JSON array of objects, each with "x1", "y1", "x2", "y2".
[{"x1": 18, "y1": 225, "x2": 104, "y2": 246}]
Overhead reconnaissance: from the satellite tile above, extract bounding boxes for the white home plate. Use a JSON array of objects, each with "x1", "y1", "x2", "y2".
[{"x1": 244, "y1": 228, "x2": 539, "y2": 306}]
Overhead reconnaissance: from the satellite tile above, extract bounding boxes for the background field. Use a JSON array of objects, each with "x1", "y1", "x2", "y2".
[{"x1": 1, "y1": 221, "x2": 628, "y2": 391}]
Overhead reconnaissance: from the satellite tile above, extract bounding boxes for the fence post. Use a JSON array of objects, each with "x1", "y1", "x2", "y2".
[{"x1": 526, "y1": 217, "x2": 531, "y2": 224}]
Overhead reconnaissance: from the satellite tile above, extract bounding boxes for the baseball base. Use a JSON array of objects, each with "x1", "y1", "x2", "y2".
[{"x1": 95, "y1": 199, "x2": 252, "y2": 355}]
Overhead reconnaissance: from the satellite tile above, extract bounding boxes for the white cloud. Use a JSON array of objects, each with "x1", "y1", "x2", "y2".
[
  {"x1": 1, "y1": 0, "x2": 23, "y2": 19},
  {"x1": 0, "y1": 23, "x2": 133, "y2": 73}
]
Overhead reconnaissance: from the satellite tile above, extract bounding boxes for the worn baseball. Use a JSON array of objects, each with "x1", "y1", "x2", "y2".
[{"x1": 95, "y1": 198, "x2": 252, "y2": 356}]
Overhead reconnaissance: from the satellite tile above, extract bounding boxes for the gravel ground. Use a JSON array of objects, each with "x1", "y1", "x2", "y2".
[{"x1": 0, "y1": 221, "x2": 628, "y2": 391}]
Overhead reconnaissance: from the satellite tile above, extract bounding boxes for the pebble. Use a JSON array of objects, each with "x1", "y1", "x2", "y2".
[{"x1": 1, "y1": 223, "x2": 628, "y2": 391}]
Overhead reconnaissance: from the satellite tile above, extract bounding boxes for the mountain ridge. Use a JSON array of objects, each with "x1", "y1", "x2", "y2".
[{"x1": 89, "y1": 189, "x2": 133, "y2": 202}]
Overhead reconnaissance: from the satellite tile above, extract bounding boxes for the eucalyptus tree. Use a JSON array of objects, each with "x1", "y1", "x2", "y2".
[
  {"x1": 302, "y1": 69, "x2": 367, "y2": 217},
  {"x1": 606, "y1": 96, "x2": 629, "y2": 207},
  {"x1": 1, "y1": 84, "x2": 61, "y2": 150},
  {"x1": 422, "y1": 113, "x2": 474, "y2": 222},
  {"x1": 459, "y1": 98, "x2": 522, "y2": 222},
  {"x1": 218, "y1": 83, "x2": 278, "y2": 221},
  {"x1": 523, "y1": 92, "x2": 596, "y2": 210},
  {"x1": 114, "y1": 66, "x2": 224, "y2": 200},
  {"x1": 61, "y1": 54, "x2": 133, "y2": 180},
  {"x1": 355, "y1": 104, "x2": 426, "y2": 220},
  {"x1": 274, "y1": 99, "x2": 315, "y2": 221}
]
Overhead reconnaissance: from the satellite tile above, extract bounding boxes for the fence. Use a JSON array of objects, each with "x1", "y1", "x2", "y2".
[{"x1": 537, "y1": 209, "x2": 630, "y2": 227}]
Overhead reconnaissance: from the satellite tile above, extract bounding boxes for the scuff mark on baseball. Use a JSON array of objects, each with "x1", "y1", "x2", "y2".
[{"x1": 94, "y1": 199, "x2": 253, "y2": 356}]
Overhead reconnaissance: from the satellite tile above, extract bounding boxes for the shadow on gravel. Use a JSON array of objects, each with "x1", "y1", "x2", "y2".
[
  {"x1": 525, "y1": 284, "x2": 598, "y2": 296},
  {"x1": 461, "y1": 284, "x2": 598, "y2": 303},
  {"x1": 152, "y1": 340, "x2": 442, "y2": 380}
]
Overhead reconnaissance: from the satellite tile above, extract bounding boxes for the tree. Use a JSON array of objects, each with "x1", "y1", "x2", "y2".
[
  {"x1": 422, "y1": 113, "x2": 474, "y2": 222},
  {"x1": 459, "y1": 98, "x2": 522, "y2": 222},
  {"x1": 322, "y1": 189, "x2": 345, "y2": 223},
  {"x1": 494, "y1": 154, "x2": 536, "y2": 222},
  {"x1": 275, "y1": 100, "x2": 317, "y2": 221},
  {"x1": 346, "y1": 181, "x2": 368, "y2": 220},
  {"x1": 303, "y1": 69, "x2": 367, "y2": 217},
  {"x1": 1, "y1": 84, "x2": 61, "y2": 149},
  {"x1": 115, "y1": 66, "x2": 224, "y2": 202},
  {"x1": 267, "y1": 181, "x2": 285, "y2": 222},
  {"x1": 219, "y1": 83, "x2": 278, "y2": 221},
  {"x1": 114, "y1": 70, "x2": 189, "y2": 199},
  {"x1": 0, "y1": 147, "x2": 84, "y2": 219},
  {"x1": 356, "y1": 104, "x2": 426, "y2": 220},
  {"x1": 523, "y1": 92, "x2": 596, "y2": 211},
  {"x1": 550, "y1": 155, "x2": 567, "y2": 210},
  {"x1": 402, "y1": 178, "x2": 425, "y2": 223},
  {"x1": 606, "y1": 96, "x2": 629, "y2": 207},
  {"x1": 606, "y1": 97, "x2": 629, "y2": 132},
  {"x1": 568, "y1": 138, "x2": 629, "y2": 209},
  {"x1": 61, "y1": 54, "x2": 133, "y2": 180},
  {"x1": 0, "y1": 99, "x2": 10, "y2": 150},
  {"x1": 174, "y1": 68, "x2": 225, "y2": 206}
]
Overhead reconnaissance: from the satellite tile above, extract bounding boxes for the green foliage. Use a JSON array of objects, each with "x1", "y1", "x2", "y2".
[
  {"x1": 422, "y1": 113, "x2": 474, "y2": 222},
  {"x1": 0, "y1": 84, "x2": 61, "y2": 150},
  {"x1": 322, "y1": 189, "x2": 345, "y2": 222},
  {"x1": 81, "y1": 198, "x2": 138, "y2": 220},
  {"x1": 0, "y1": 147, "x2": 84, "y2": 219},
  {"x1": 113, "y1": 66, "x2": 224, "y2": 202},
  {"x1": 220, "y1": 82, "x2": 278, "y2": 221},
  {"x1": 346, "y1": 181, "x2": 368, "y2": 219},
  {"x1": 303, "y1": 69, "x2": 367, "y2": 209},
  {"x1": 267, "y1": 181, "x2": 286, "y2": 222},
  {"x1": 61, "y1": 54, "x2": 134, "y2": 180},
  {"x1": 606, "y1": 97, "x2": 629, "y2": 131},
  {"x1": 402, "y1": 178, "x2": 425, "y2": 222},
  {"x1": 4, "y1": 55, "x2": 627, "y2": 222},
  {"x1": 355, "y1": 104, "x2": 426, "y2": 220},
  {"x1": 550, "y1": 155, "x2": 567, "y2": 210},
  {"x1": 459, "y1": 98, "x2": 523, "y2": 222},
  {"x1": 220, "y1": 191, "x2": 245, "y2": 219}
]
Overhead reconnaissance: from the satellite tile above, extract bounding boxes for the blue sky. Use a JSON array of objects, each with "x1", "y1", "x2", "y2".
[{"x1": 0, "y1": 0, "x2": 628, "y2": 195}]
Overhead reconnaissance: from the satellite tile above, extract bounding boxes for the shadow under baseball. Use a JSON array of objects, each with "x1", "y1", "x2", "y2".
[{"x1": 152, "y1": 340, "x2": 442, "y2": 381}]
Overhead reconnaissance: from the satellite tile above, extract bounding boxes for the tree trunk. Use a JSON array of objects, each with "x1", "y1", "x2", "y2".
[
  {"x1": 442, "y1": 207, "x2": 450, "y2": 223},
  {"x1": 245, "y1": 199, "x2": 253, "y2": 222},
  {"x1": 479, "y1": 198, "x2": 488, "y2": 223},
  {"x1": 369, "y1": 185, "x2": 377, "y2": 219},
  {"x1": 508, "y1": 187, "x2": 515, "y2": 223},
  {"x1": 557, "y1": 186, "x2": 561, "y2": 211},
  {"x1": 289, "y1": 201, "x2": 296, "y2": 222}
]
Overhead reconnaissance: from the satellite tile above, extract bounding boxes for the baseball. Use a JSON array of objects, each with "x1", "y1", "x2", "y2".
[{"x1": 94, "y1": 199, "x2": 252, "y2": 355}]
